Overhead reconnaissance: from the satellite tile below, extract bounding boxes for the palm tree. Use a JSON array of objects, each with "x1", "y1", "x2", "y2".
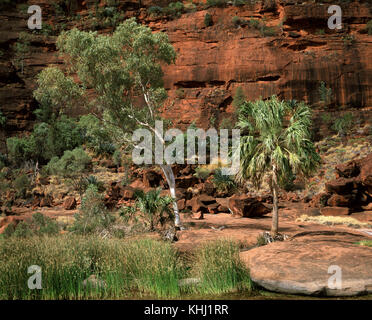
[
  {"x1": 235, "y1": 96, "x2": 320, "y2": 235},
  {"x1": 134, "y1": 188, "x2": 174, "y2": 231}
]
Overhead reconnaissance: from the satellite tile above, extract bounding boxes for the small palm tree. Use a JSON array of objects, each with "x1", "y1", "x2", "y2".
[
  {"x1": 235, "y1": 96, "x2": 320, "y2": 235},
  {"x1": 134, "y1": 188, "x2": 174, "y2": 231}
]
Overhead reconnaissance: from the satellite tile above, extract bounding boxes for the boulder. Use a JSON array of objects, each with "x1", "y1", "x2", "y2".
[
  {"x1": 240, "y1": 237, "x2": 372, "y2": 296},
  {"x1": 228, "y1": 195, "x2": 270, "y2": 218},
  {"x1": 177, "y1": 198, "x2": 186, "y2": 211},
  {"x1": 175, "y1": 175, "x2": 199, "y2": 189},
  {"x1": 0, "y1": 216, "x2": 24, "y2": 234},
  {"x1": 121, "y1": 186, "x2": 135, "y2": 200},
  {"x1": 207, "y1": 203, "x2": 219, "y2": 214},
  {"x1": 321, "y1": 207, "x2": 350, "y2": 216},
  {"x1": 63, "y1": 197, "x2": 77, "y2": 210},
  {"x1": 325, "y1": 178, "x2": 356, "y2": 195},
  {"x1": 327, "y1": 194, "x2": 351, "y2": 207},
  {"x1": 192, "y1": 211, "x2": 204, "y2": 220},
  {"x1": 40, "y1": 195, "x2": 53, "y2": 207},
  {"x1": 143, "y1": 169, "x2": 162, "y2": 188}
]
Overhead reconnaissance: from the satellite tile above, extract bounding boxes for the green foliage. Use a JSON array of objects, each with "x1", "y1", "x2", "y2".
[
  {"x1": 54, "y1": 18, "x2": 176, "y2": 142},
  {"x1": 148, "y1": 6, "x2": 163, "y2": 17},
  {"x1": 232, "y1": 16, "x2": 242, "y2": 27},
  {"x1": 248, "y1": 18, "x2": 276, "y2": 37},
  {"x1": 236, "y1": 96, "x2": 321, "y2": 189},
  {"x1": 7, "y1": 116, "x2": 83, "y2": 165},
  {"x1": 46, "y1": 147, "x2": 91, "y2": 174},
  {"x1": 220, "y1": 117, "x2": 235, "y2": 130},
  {"x1": 78, "y1": 114, "x2": 115, "y2": 157},
  {"x1": 147, "y1": 2, "x2": 184, "y2": 19},
  {"x1": 342, "y1": 34, "x2": 355, "y2": 46},
  {"x1": 13, "y1": 32, "x2": 32, "y2": 73},
  {"x1": 207, "y1": 0, "x2": 228, "y2": 8},
  {"x1": 45, "y1": 148, "x2": 92, "y2": 190},
  {"x1": 193, "y1": 166, "x2": 212, "y2": 181},
  {"x1": 367, "y1": 20, "x2": 372, "y2": 35},
  {"x1": 212, "y1": 168, "x2": 236, "y2": 194},
  {"x1": 192, "y1": 240, "x2": 252, "y2": 294},
  {"x1": 204, "y1": 13, "x2": 213, "y2": 27},
  {"x1": 163, "y1": 2, "x2": 184, "y2": 19},
  {"x1": 70, "y1": 184, "x2": 115, "y2": 235},
  {"x1": 233, "y1": 86, "x2": 246, "y2": 109},
  {"x1": 112, "y1": 149, "x2": 122, "y2": 167},
  {"x1": 13, "y1": 174, "x2": 31, "y2": 198},
  {"x1": 316, "y1": 29, "x2": 325, "y2": 35},
  {"x1": 332, "y1": 113, "x2": 353, "y2": 136},
  {"x1": 319, "y1": 81, "x2": 333, "y2": 105},
  {"x1": 321, "y1": 112, "x2": 332, "y2": 124},
  {"x1": 3, "y1": 212, "x2": 59, "y2": 238},
  {"x1": 0, "y1": 109, "x2": 5, "y2": 128},
  {"x1": 132, "y1": 188, "x2": 174, "y2": 231},
  {"x1": 233, "y1": 0, "x2": 246, "y2": 6},
  {"x1": 34, "y1": 67, "x2": 83, "y2": 121}
]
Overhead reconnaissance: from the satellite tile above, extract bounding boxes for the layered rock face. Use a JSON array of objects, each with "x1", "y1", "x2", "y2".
[{"x1": 0, "y1": 0, "x2": 371, "y2": 137}]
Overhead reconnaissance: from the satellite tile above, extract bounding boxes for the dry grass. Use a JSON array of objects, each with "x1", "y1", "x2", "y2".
[{"x1": 297, "y1": 214, "x2": 372, "y2": 228}]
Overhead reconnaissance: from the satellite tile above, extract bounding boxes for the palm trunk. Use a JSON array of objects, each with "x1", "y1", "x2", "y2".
[
  {"x1": 160, "y1": 164, "x2": 181, "y2": 227},
  {"x1": 271, "y1": 166, "x2": 279, "y2": 236}
]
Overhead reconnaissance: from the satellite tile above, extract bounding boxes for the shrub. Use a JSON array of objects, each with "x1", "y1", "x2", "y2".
[
  {"x1": 148, "y1": 6, "x2": 163, "y2": 17},
  {"x1": 112, "y1": 149, "x2": 122, "y2": 167},
  {"x1": 7, "y1": 117, "x2": 83, "y2": 165},
  {"x1": 132, "y1": 188, "x2": 174, "y2": 231},
  {"x1": 342, "y1": 34, "x2": 355, "y2": 46},
  {"x1": 319, "y1": 81, "x2": 333, "y2": 105},
  {"x1": 13, "y1": 174, "x2": 31, "y2": 198},
  {"x1": 261, "y1": 26, "x2": 277, "y2": 37},
  {"x1": 212, "y1": 168, "x2": 236, "y2": 194},
  {"x1": 163, "y1": 2, "x2": 184, "y2": 19},
  {"x1": 332, "y1": 113, "x2": 353, "y2": 136},
  {"x1": 12, "y1": 32, "x2": 32, "y2": 74},
  {"x1": 45, "y1": 147, "x2": 92, "y2": 198},
  {"x1": 367, "y1": 20, "x2": 372, "y2": 35},
  {"x1": 193, "y1": 166, "x2": 212, "y2": 181},
  {"x1": 78, "y1": 114, "x2": 114, "y2": 157},
  {"x1": 3, "y1": 212, "x2": 59, "y2": 238},
  {"x1": 204, "y1": 13, "x2": 213, "y2": 27},
  {"x1": 46, "y1": 147, "x2": 91, "y2": 177},
  {"x1": 233, "y1": 0, "x2": 245, "y2": 6},
  {"x1": 207, "y1": 0, "x2": 227, "y2": 8},
  {"x1": 232, "y1": 16, "x2": 242, "y2": 27},
  {"x1": 70, "y1": 184, "x2": 115, "y2": 235},
  {"x1": 249, "y1": 18, "x2": 260, "y2": 29}
]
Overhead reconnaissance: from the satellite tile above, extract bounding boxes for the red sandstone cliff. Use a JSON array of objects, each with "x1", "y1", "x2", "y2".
[{"x1": 0, "y1": 0, "x2": 371, "y2": 137}]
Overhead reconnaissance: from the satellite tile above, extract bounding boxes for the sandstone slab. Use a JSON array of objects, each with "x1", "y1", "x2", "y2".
[{"x1": 240, "y1": 237, "x2": 372, "y2": 296}]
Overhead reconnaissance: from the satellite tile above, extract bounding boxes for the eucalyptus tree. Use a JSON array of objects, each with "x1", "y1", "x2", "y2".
[
  {"x1": 35, "y1": 18, "x2": 183, "y2": 227},
  {"x1": 235, "y1": 96, "x2": 320, "y2": 235}
]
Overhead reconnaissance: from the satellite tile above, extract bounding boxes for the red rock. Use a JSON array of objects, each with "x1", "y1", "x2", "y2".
[
  {"x1": 325, "y1": 178, "x2": 357, "y2": 195},
  {"x1": 192, "y1": 211, "x2": 204, "y2": 220},
  {"x1": 207, "y1": 203, "x2": 219, "y2": 214},
  {"x1": 321, "y1": 207, "x2": 350, "y2": 216},
  {"x1": 228, "y1": 195, "x2": 270, "y2": 218},
  {"x1": 327, "y1": 194, "x2": 350, "y2": 207},
  {"x1": 175, "y1": 175, "x2": 199, "y2": 189},
  {"x1": 0, "y1": 216, "x2": 24, "y2": 234},
  {"x1": 177, "y1": 199, "x2": 186, "y2": 211},
  {"x1": 40, "y1": 195, "x2": 53, "y2": 207},
  {"x1": 143, "y1": 169, "x2": 162, "y2": 188},
  {"x1": 63, "y1": 197, "x2": 77, "y2": 210},
  {"x1": 122, "y1": 186, "x2": 135, "y2": 200},
  {"x1": 240, "y1": 236, "x2": 372, "y2": 296},
  {"x1": 217, "y1": 205, "x2": 229, "y2": 213}
]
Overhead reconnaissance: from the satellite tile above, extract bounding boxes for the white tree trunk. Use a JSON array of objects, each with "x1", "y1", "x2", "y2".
[{"x1": 160, "y1": 164, "x2": 181, "y2": 227}]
